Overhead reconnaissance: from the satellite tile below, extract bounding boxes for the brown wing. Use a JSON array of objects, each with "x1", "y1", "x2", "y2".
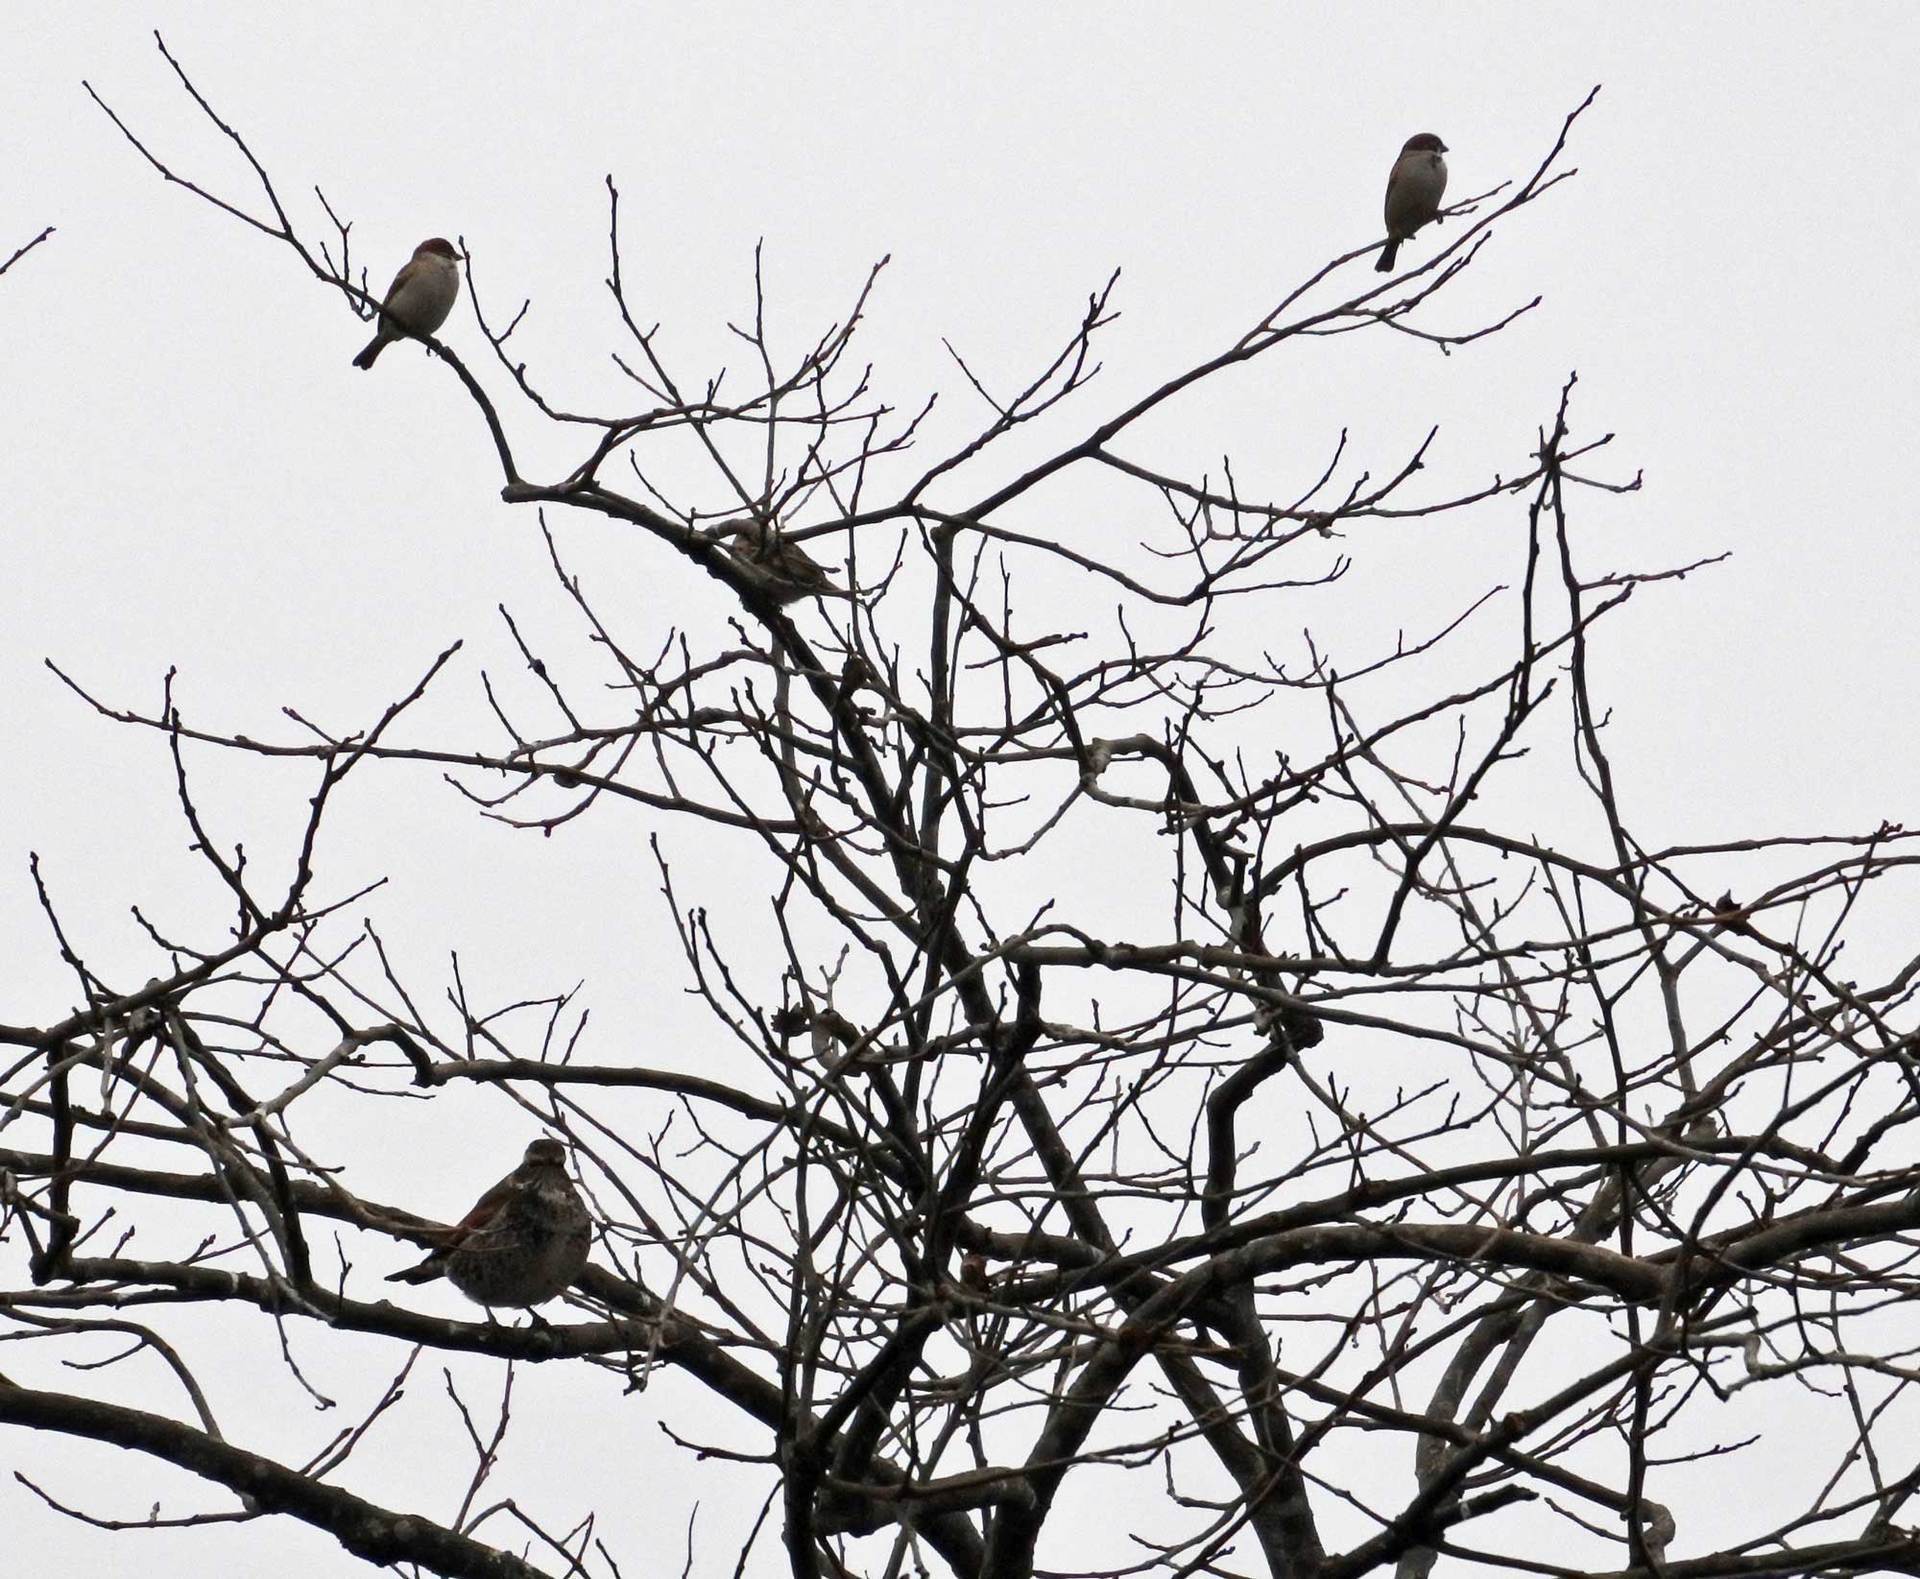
[
  {"x1": 379, "y1": 258, "x2": 417, "y2": 310},
  {"x1": 445, "y1": 1165, "x2": 523, "y2": 1242}
]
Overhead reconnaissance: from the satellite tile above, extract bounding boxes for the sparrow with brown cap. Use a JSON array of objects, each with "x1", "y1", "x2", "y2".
[
  {"x1": 1376, "y1": 135, "x2": 1449, "y2": 272},
  {"x1": 353, "y1": 237, "x2": 461, "y2": 368},
  {"x1": 386, "y1": 1137, "x2": 591, "y2": 1309}
]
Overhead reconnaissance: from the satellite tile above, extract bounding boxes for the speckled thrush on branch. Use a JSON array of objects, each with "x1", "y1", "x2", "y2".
[
  {"x1": 730, "y1": 519, "x2": 848, "y2": 604},
  {"x1": 386, "y1": 1137, "x2": 590, "y2": 1309}
]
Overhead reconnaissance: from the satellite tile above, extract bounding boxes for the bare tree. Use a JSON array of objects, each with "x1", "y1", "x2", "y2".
[{"x1": 7, "y1": 42, "x2": 1920, "y2": 1579}]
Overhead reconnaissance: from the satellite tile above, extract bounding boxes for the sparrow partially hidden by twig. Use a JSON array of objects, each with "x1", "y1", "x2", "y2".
[
  {"x1": 386, "y1": 1137, "x2": 590, "y2": 1309},
  {"x1": 353, "y1": 237, "x2": 461, "y2": 369},
  {"x1": 727, "y1": 519, "x2": 848, "y2": 605},
  {"x1": 1376, "y1": 134, "x2": 1449, "y2": 273}
]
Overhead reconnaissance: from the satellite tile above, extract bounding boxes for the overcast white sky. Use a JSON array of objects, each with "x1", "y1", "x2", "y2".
[{"x1": 5, "y1": 4, "x2": 1919, "y2": 1573}]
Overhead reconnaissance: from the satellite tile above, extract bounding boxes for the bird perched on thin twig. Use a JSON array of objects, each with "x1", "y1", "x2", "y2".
[
  {"x1": 1376, "y1": 134, "x2": 1449, "y2": 272},
  {"x1": 727, "y1": 519, "x2": 848, "y2": 605},
  {"x1": 353, "y1": 237, "x2": 461, "y2": 369},
  {"x1": 386, "y1": 1138, "x2": 590, "y2": 1309}
]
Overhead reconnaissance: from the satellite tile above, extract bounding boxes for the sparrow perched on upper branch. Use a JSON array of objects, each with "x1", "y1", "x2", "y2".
[
  {"x1": 386, "y1": 1137, "x2": 590, "y2": 1309},
  {"x1": 352, "y1": 237, "x2": 461, "y2": 368},
  {"x1": 1376, "y1": 134, "x2": 1449, "y2": 272},
  {"x1": 728, "y1": 519, "x2": 848, "y2": 604}
]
